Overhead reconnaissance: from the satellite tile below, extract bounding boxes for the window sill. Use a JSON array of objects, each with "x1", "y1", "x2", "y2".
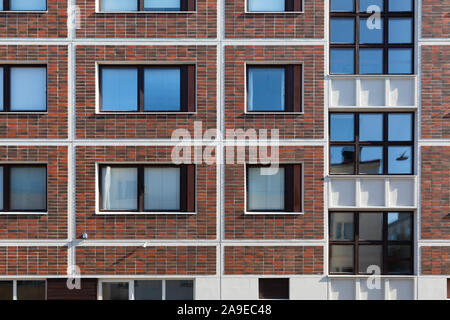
[
  {"x1": 96, "y1": 11, "x2": 196, "y2": 14},
  {"x1": 245, "y1": 211, "x2": 303, "y2": 215},
  {"x1": 244, "y1": 111, "x2": 304, "y2": 115},
  {"x1": 0, "y1": 211, "x2": 47, "y2": 215},
  {"x1": 245, "y1": 11, "x2": 304, "y2": 14},
  {"x1": 96, "y1": 111, "x2": 196, "y2": 115},
  {"x1": 96, "y1": 211, "x2": 196, "y2": 215}
]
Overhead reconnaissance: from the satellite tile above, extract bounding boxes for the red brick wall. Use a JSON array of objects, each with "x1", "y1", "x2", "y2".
[
  {"x1": 0, "y1": 1, "x2": 67, "y2": 38},
  {"x1": 0, "y1": 46, "x2": 68, "y2": 139},
  {"x1": 421, "y1": 46, "x2": 450, "y2": 139},
  {"x1": 421, "y1": 246, "x2": 450, "y2": 275},
  {"x1": 0, "y1": 146, "x2": 68, "y2": 239},
  {"x1": 75, "y1": 45, "x2": 217, "y2": 139},
  {"x1": 224, "y1": 246, "x2": 323, "y2": 275},
  {"x1": 76, "y1": 246, "x2": 216, "y2": 275},
  {"x1": 76, "y1": 0, "x2": 217, "y2": 38},
  {"x1": 225, "y1": 0, "x2": 324, "y2": 39},
  {"x1": 75, "y1": 146, "x2": 216, "y2": 240},
  {"x1": 421, "y1": 146, "x2": 450, "y2": 239},
  {"x1": 224, "y1": 46, "x2": 324, "y2": 139},
  {"x1": 0, "y1": 246, "x2": 67, "y2": 275},
  {"x1": 224, "y1": 146, "x2": 324, "y2": 240},
  {"x1": 422, "y1": 0, "x2": 450, "y2": 38}
]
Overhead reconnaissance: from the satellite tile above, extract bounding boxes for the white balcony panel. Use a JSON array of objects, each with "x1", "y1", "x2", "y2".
[
  {"x1": 389, "y1": 79, "x2": 414, "y2": 106},
  {"x1": 331, "y1": 80, "x2": 356, "y2": 106},
  {"x1": 360, "y1": 179, "x2": 385, "y2": 207},
  {"x1": 388, "y1": 279, "x2": 414, "y2": 300},
  {"x1": 389, "y1": 179, "x2": 415, "y2": 207},
  {"x1": 360, "y1": 279, "x2": 384, "y2": 300},
  {"x1": 360, "y1": 79, "x2": 385, "y2": 106},
  {"x1": 330, "y1": 179, "x2": 356, "y2": 207},
  {"x1": 330, "y1": 280, "x2": 355, "y2": 300}
]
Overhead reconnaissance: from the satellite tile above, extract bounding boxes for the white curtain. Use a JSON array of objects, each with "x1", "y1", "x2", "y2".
[
  {"x1": 102, "y1": 167, "x2": 138, "y2": 210},
  {"x1": 10, "y1": 67, "x2": 46, "y2": 111},
  {"x1": 144, "y1": 167, "x2": 180, "y2": 210},
  {"x1": 249, "y1": 0, "x2": 285, "y2": 12},
  {"x1": 248, "y1": 167, "x2": 284, "y2": 210},
  {"x1": 102, "y1": 0, "x2": 137, "y2": 11},
  {"x1": 10, "y1": 167, "x2": 46, "y2": 210},
  {"x1": 145, "y1": 0, "x2": 180, "y2": 10},
  {"x1": 10, "y1": 0, "x2": 46, "y2": 10}
]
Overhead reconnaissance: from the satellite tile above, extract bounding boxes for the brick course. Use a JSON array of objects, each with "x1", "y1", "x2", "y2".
[
  {"x1": 224, "y1": 246, "x2": 324, "y2": 275},
  {"x1": 422, "y1": 0, "x2": 450, "y2": 38},
  {"x1": 421, "y1": 246, "x2": 450, "y2": 275}
]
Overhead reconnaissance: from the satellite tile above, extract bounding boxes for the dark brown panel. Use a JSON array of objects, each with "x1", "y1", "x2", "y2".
[
  {"x1": 294, "y1": 0, "x2": 302, "y2": 11},
  {"x1": 293, "y1": 164, "x2": 302, "y2": 212},
  {"x1": 259, "y1": 278, "x2": 289, "y2": 299},
  {"x1": 284, "y1": 66, "x2": 294, "y2": 112},
  {"x1": 187, "y1": 65, "x2": 196, "y2": 112},
  {"x1": 447, "y1": 278, "x2": 450, "y2": 299},
  {"x1": 293, "y1": 65, "x2": 302, "y2": 112},
  {"x1": 186, "y1": 164, "x2": 196, "y2": 212},
  {"x1": 284, "y1": 165, "x2": 294, "y2": 212},
  {"x1": 47, "y1": 279, "x2": 97, "y2": 300},
  {"x1": 187, "y1": 0, "x2": 196, "y2": 11},
  {"x1": 285, "y1": 0, "x2": 294, "y2": 11}
]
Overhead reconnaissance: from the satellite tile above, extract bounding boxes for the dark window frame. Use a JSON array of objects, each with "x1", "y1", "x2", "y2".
[
  {"x1": 0, "y1": 164, "x2": 48, "y2": 212},
  {"x1": 0, "y1": 64, "x2": 47, "y2": 112},
  {"x1": 246, "y1": 65, "x2": 302, "y2": 113},
  {"x1": 247, "y1": 0, "x2": 303, "y2": 12},
  {"x1": 329, "y1": 0, "x2": 415, "y2": 74},
  {"x1": 258, "y1": 278, "x2": 290, "y2": 300},
  {"x1": 329, "y1": 211, "x2": 414, "y2": 275},
  {"x1": 100, "y1": 0, "x2": 196, "y2": 12},
  {"x1": 99, "y1": 65, "x2": 195, "y2": 113},
  {"x1": 329, "y1": 112, "x2": 415, "y2": 175},
  {"x1": 98, "y1": 164, "x2": 195, "y2": 213},
  {"x1": 1, "y1": 0, "x2": 47, "y2": 11},
  {"x1": 246, "y1": 164, "x2": 302, "y2": 213}
]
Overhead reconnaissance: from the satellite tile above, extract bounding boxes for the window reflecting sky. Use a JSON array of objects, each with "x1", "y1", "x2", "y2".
[
  {"x1": 102, "y1": 68, "x2": 138, "y2": 111},
  {"x1": 388, "y1": 113, "x2": 412, "y2": 141},
  {"x1": 388, "y1": 146, "x2": 412, "y2": 174},
  {"x1": 331, "y1": 114, "x2": 354, "y2": 141},
  {"x1": 388, "y1": 49, "x2": 412, "y2": 74},
  {"x1": 331, "y1": 18, "x2": 355, "y2": 43},
  {"x1": 360, "y1": 49, "x2": 383, "y2": 74},
  {"x1": 248, "y1": 68, "x2": 285, "y2": 111},
  {"x1": 331, "y1": 49, "x2": 354, "y2": 74},
  {"x1": 360, "y1": 113, "x2": 383, "y2": 141}
]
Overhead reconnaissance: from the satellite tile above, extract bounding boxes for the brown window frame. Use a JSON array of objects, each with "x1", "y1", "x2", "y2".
[
  {"x1": 246, "y1": 65, "x2": 302, "y2": 113},
  {"x1": 329, "y1": 0, "x2": 414, "y2": 75},
  {"x1": 247, "y1": 0, "x2": 302, "y2": 12},
  {"x1": 258, "y1": 278, "x2": 289, "y2": 300},
  {"x1": 246, "y1": 164, "x2": 302, "y2": 213},
  {"x1": 100, "y1": 0, "x2": 196, "y2": 12},
  {"x1": 329, "y1": 211, "x2": 414, "y2": 275},
  {"x1": 0, "y1": 65, "x2": 48, "y2": 112},
  {"x1": 1, "y1": 0, "x2": 47, "y2": 11},
  {"x1": 98, "y1": 164, "x2": 195, "y2": 213},
  {"x1": 447, "y1": 279, "x2": 450, "y2": 299},
  {"x1": 329, "y1": 112, "x2": 415, "y2": 175},
  {"x1": 99, "y1": 65, "x2": 195, "y2": 113},
  {"x1": 0, "y1": 164, "x2": 48, "y2": 213}
]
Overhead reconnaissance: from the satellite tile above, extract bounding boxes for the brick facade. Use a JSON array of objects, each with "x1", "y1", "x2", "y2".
[
  {"x1": 422, "y1": 0, "x2": 450, "y2": 38},
  {"x1": 421, "y1": 246, "x2": 450, "y2": 275},
  {"x1": 224, "y1": 246, "x2": 323, "y2": 275},
  {"x1": 75, "y1": 45, "x2": 217, "y2": 139},
  {"x1": 76, "y1": 246, "x2": 216, "y2": 275}
]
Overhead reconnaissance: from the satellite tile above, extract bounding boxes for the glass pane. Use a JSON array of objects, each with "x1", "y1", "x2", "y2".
[
  {"x1": 360, "y1": 146, "x2": 383, "y2": 174},
  {"x1": 10, "y1": 166, "x2": 46, "y2": 211},
  {"x1": 144, "y1": 68, "x2": 180, "y2": 111},
  {"x1": 0, "y1": 167, "x2": 3, "y2": 210},
  {"x1": 389, "y1": 18, "x2": 413, "y2": 44},
  {"x1": 330, "y1": 146, "x2": 355, "y2": 174},
  {"x1": 248, "y1": 68, "x2": 285, "y2": 111},
  {"x1": 360, "y1": 18, "x2": 383, "y2": 44},
  {"x1": 387, "y1": 245, "x2": 411, "y2": 274},
  {"x1": 360, "y1": 49, "x2": 383, "y2": 74},
  {"x1": 101, "y1": 68, "x2": 138, "y2": 111},
  {"x1": 102, "y1": 0, "x2": 137, "y2": 11},
  {"x1": 330, "y1": 114, "x2": 354, "y2": 142},
  {"x1": 135, "y1": 280, "x2": 162, "y2": 300},
  {"x1": 359, "y1": 245, "x2": 383, "y2": 273},
  {"x1": 102, "y1": 282, "x2": 129, "y2": 300},
  {"x1": 0, "y1": 281, "x2": 13, "y2": 300},
  {"x1": 331, "y1": 0, "x2": 354, "y2": 12},
  {"x1": 359, "y1": 113, "x2": 383, "y2": 141},
  {"x1": 145, "y1": 0, "x2": 180, "y2": 11},
  {"x1": 331, "y1": 18, "x2": 355, "y2": 43},
  {"x1": 388, "y1": 146, "x2": 412, "y2": 174},
  {"x1": 388, "y1": 0, "x2": 412, "y2": 12},
  {"x1": 17, "y1": 281, "x2": 45, "y2": 300},
  {"x1": 166, "y1": 280, "x2": 194, "y2": 300},
  {"x1": 101, "y1": 167, "x2": 138, "y2": 210},
  {"x1": 330, "y1": 49, "x2": 354, "y2": 74},
  {"x1": 0, "y1": 68, "x2": 3, "y2": 110},
  {"x1": 10, "y1": 67, "x2": 46, "y2": 111},
  {"x1": 248, "y1": 0, "x2": 285, "y2": 12},
  {"x1": 330, "y1": 213, "x2": 354, "y2": 241},
  {"x1": 10, "y1": 0, "x2": 46, "y2": 10},
  {"x1": 248, "y1": 167, "x2": 284, "y2": 211},
  {"x1": 330, "y1": 245, "x2": 354, "y2": 273},
  {"x1": 359, "y1": 213, "x2": 383, "y2": 240},
  {"x1": 388, "y1": 48, "x2": 413, "y2": 74},
  {"x1": 144, "y1": 167, "x2": 180, "y2": 211},
  {"x1": 388, "y1": 212, "x2": 412, "y2": 240},
  {"x1": 388, "y1": 113, "x2": 412, "y2": 141},
  {"x1": 0, "y1": 2, "x2": 2, "y2": 10},
  {"x1": 360, "y1": 0, "x2": 383, "y2": 12}
]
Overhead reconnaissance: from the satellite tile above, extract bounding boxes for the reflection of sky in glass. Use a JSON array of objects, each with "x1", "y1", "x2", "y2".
[
  {"x1": 331, "y1": 114, "x2": 354, "y2": 141},
  {"x1": 248, "y1": 68, "x2": 285, "y2": 111},
  {"x1": 248, "y1": 0, "x2": 285, "y2": 12},
  {"x1": 331, "y1": 146, "x2": 355, "y2": 164},
  {"x1": 102, "y1": 0, "x2": 137, "y2": 11},
  {"x1": 102, "y1": 68, "x2": 138, "y2": 111},
  {"x1": 388, "y1": 146, "x2": 412, "y2": 174},
  {"x1": 360, "y1": 49, "x2": 383, "y2": 74},
  {"x1": 360, "y1": 114, "x2": 383, "y2": 141},
  {"x1": 331, "y1": 18, "x2": 355, "y2": 43},
  {"x1": 360, "y1": 146, "x2": 383, "y2": 174},
  {"x1": 144, "y1": 0, "x2": 180, "y2": 11},
  {"x1": 331, "y1": 49, "x2": 354, "y2": 74},
  {"x1": 388, "y1": 0, "x2": 412, "y2": 12},
  {"x1": 388, "y1": 212, "x2": 411, "y2": 240},
  {"x1": 388, "y1": 49, "x2": 412, "y2": 74},
  {"x1": 10, "y1": 0, "x2": 46, "y2": 10},
  {"x1": 331, "y1": 0, "x2": 354, "y2": 11},
  {"x1": 360, "y1": 18, "x2": 383, "y2": 43},
  {"x1": 360, "y1": 0, "x2": 383, "y2": 12},
  {"x1": 388, "y1": 113, "x2": 412, "y2": 141},
  {"x1": 389, "y1": 18, "x2": 412, "y2": 44},
  {"x1": 144, "y1": 68, "x2": 181, "y2": 111}
]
